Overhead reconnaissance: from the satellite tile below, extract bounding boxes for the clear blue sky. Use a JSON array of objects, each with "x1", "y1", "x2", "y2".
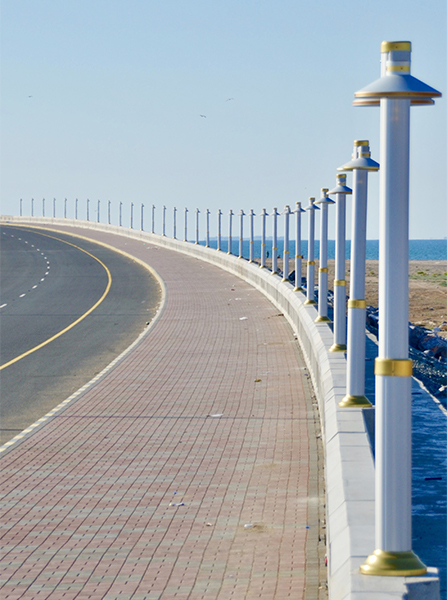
[{"x1": 1, "y1": 0, "x2": 445, "y2": 239}]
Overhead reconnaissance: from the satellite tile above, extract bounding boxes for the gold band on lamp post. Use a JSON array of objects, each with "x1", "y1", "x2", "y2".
[
  {"x1": 348, "y1": 299, "x2": 367, "y2": 309},
  {"x1": 319, "y1": 267, "x2": 328, "y2": 273},
  {"x1": 334, "y1": 279, "x2": 346, "y2": 286},
  {"x1": 375, "y1": 358, "x2": 413, "y2": 377},
  {"x1": 329, "y1": 343, "x2": 347, "y2": 352},
  {"x1": 307, "y1": 260, "x2": 315, "y2": 265}
]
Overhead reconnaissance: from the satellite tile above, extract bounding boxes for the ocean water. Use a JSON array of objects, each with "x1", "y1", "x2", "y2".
[{"x1": 201, "y1": 238, "x2": 447, "y2": 261}]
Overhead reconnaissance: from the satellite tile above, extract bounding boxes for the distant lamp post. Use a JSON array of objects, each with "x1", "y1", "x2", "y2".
[
  {"x1": 75, "y1": 198, "x2": 78, "y2": 220},
  {"x1": 64, "y1": 198, "x2": 67, "y2": 219},
  {"x1": 173, "y1": 207, "x2": 177, "y2": 239},
  {"x1": 354, "y1": 41, "x2": 441, "y2": 578},
  {"x1": 228, "y1": 209, "x2": 234, "y2": 254},
  {"x1": 31, "y1": 198, "x2": 34, "y2": 217},
  {"x1": 97, "y1": 199, "x2": 100, "y2": 223},
  {"x1": 130, "y1": 202, "x2": 134, "y2": 229},
  {"x1": 53, "y1": 198, "x2": 56, "y2": 218},
  {"x1": 293, "y1": 201, "x2": 306, "y2": 291},
  {"x1": 328, "y1": 173, "x2": 352, "y2": 351},
  {"x1": 271, "y1": 207, "x2": 279, "y2": 274},
  {"x1": 282, "y1": 205, "x2": 292, "y2": 282},
  {"x1": 260, "y1": 208, "x2": 268, "y2": 268},
  {"x1": 217, "y1": 209, "x2": 222, "y2": 251},
  {"x1": 195, "y1": 208, "x2": 200, "y2": 244},
  {"x1": 20, "y1": 198, "x2": 22, "y2": 217},
  {"x1": 108, "y1": 200, "x2": 111, "y2": 225},
  {"x1": 119, "y1": 201, "x2": 122, "y2": 226},
  {"x1": 239, "y1": 209, "x2": 245, "y2": 258},
  {"x1": 151, "y1": 205, "x2": 155, "y2": 233},
  {"x1": 315, "y1": 189, "x2": 335, "y2": 322},
  {"x1": 339, "y1": 140, "x2": 379, "y2": 408},
  {"x1": 162, "y1": 205, "x2": 166, "y2": 236},
  {"x1": 249, "y1": 209, "x2": 255, "y2": 262},
  {"x1": 206, "y1": 209, "x2": 210, "y2": 247},
  {"x1": 140, "y1": 203, "x2": 144, "y2": 230},
  {"x1": 184, "y1": 207, "x2": 188, "y2": 241},
  {"x1": 42, "y1": 198, "x2": 46, "y2": 217},
  {"x1": 304, "y1": 197, "x2": 319, "y2": 305},
  {"x1": 87, "y1": 199, "x2": 90, "y2": 221}
]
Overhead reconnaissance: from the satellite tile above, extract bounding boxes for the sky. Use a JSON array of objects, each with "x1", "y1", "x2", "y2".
[{"x1": 1, "y1": 0, "x2": 446, "y2": 239}]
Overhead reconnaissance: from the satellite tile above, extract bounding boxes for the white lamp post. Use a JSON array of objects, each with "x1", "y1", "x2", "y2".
[
  {"x1": 217, "y1": 209, "x2": 222, "y2": 251},
  {"x1": 271, "y1": 207, "x2": 279, "y2": 274},
  {"x1": 64, "y1": 198, "x2": 67, "y2": 219},
  {"x1": 140, "y1": 203, "x2": 144, "y2": 230},
  {"x1": 260, "y1": 208, "x2": 268, "y2": 268},
  {"x1": 293, "y1": 202, "x2": 305, "y2": 291},
  {"x1": 97, "y1": 199, "x2": 100, "y2": 223},
  {"x1": 195, "y1": 208, "x2": 200, "y2": 244},
  {"x1": 354, "y1": 41, "x2": 441, "y2": 577},
  {"x1": 130, "y1": 202, "x2": 134, "y2": 229},
  {"x1": 228, "y1": 209, "x2": 234, "y2": 254},
  {"x1": 42, "y1": 198, "x2": 46, "y2": 217},
  {"x1": 75, "y1": 198, "x2": 78, "y2": 220},
  {"x1": 20, "y1": 198, "x2": 22, "y2": 216},
  {"x1": 184, "y1": 207, "x2": 188, "y2": 242},
  {"x1": 119, "y1": 201, "x2": 122, "y2": 226},
  {"x1": 108, "y1": 200, "x2": 111, "y2": 224},
  {"x1": 304, "y1": 198, "x2": 319, "y2": 305},
  {"x1": 249, "y1": 209, "x2": 255, "y2": 262},
  {"x1": 162, "y1": 205, "x2": 166, "y2": 236},
  {"x1": 52, "y1": 198, "x2": 56, "y2": 218},
  {"x1": 328, "y1": 174, "x2": 352, "y2": 352},
  {"x1": 86, "y1": 198, "x2": 89, "y2": 221},
  {"x1": 239, "y1": 209, "x2": 245, "y2": 258},
  {"x1": 339, "y1": 140, "x2": 379, "y2": 407},
  {"x1": 31, "y1": 198, "x2": 34, "y2": 217},
  {"x1": 315, "y1": 189, "x2": 335, "y2": 322},
  {"x1": 206, "y1": 209, "x2": 210, "y2": 247},
  {"x1": 282, "y1": 205, "x2": 292, "y2": 282},
  {"x1": 151, "y1": 205, "x2": 155, "y2": 233},
  {"x1": 173, "y1": 207, "x2": 177, "y2": 239}
]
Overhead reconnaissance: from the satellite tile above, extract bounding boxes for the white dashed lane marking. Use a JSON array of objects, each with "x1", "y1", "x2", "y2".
[{"x1": 0, "y1": 231, "x2": 51, "y2": 309}]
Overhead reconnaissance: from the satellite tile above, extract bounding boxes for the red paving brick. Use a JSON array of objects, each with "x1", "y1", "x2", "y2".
[{"x1": 1, "y1": 227, "x2": 320, "y2": 599}]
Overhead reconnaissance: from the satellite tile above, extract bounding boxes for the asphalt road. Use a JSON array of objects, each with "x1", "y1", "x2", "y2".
[{"x1": 0, "y1": 225, "x2": 161, "y2": 444}]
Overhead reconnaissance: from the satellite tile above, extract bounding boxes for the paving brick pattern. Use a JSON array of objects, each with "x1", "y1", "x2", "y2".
[{"x1": 1, "y1": 229, "x2": 319, "y2": 599}]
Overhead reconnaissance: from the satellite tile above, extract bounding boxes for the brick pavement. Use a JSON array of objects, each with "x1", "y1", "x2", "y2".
[{"x1": 0, "y1": 228, "x2": 325, "y2": 599}]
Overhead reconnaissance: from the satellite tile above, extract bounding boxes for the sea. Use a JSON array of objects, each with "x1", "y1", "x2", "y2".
[{"x1": 202, "y1": 238, "x2": 447, "y2": 260}]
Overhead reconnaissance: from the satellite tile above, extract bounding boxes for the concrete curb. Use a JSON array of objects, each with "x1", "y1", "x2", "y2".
[{"x1": 1, "y1": 216, "x2": 440, "y2": 600}]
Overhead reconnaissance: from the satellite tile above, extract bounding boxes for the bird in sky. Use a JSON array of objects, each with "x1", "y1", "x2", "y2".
[
  {"x1": 226, "y1": 98, "x2": 234, "y2": 101},
  {"x1": 200, "y1": 114, "x2": 207, "y2": 118},
  {"x1": 28, "y1": 95, "x2": 33, "y2": 98}
]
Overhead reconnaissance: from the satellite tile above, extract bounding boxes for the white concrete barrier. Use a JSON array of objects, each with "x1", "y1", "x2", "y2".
[{"x1": 1, "y1": 215, "x2": 439, "y2": 599}]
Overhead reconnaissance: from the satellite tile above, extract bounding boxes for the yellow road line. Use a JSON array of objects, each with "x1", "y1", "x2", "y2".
[{"x1": 0, "y1": 229, "x2": 112, "y2": 370}]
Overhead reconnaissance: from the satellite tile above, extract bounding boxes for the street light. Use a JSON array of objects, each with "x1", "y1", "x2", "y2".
[
  {"x1": 304, "y1": 198, "x2": 319, "y2": 305},
  {"x1": 328, "y1": 174, "x2": 352, "y2": 352},
  {"x1": 354, "y1": 41, "x2": 441, "y2": 577},
  {"x1": 338, "y1": 140, "x2": 379, "y2": 407},
  {"x1": 315, "y1": 189, "x2": 335, "y2": 322}
]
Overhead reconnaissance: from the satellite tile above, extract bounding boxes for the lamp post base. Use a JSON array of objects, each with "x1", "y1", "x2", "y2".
[
  {"x1": 294, "y1": 286, "x2": 303, "y2": 292},
  {"x1": 329, "y1": 343, "x2": 347, "y2": 352},
  {"x1": 304, "y1": 299, "x2": 316, "y2": 305},
  {"x1": 339, "y1": 394, "x2": 372, "y2": 408},
  {"x1": 360, "y1": 549, "x2": 427, "y2": 577},
  {"x1": 315, "y1": 315, "x2": 331, "y2": 323}
]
